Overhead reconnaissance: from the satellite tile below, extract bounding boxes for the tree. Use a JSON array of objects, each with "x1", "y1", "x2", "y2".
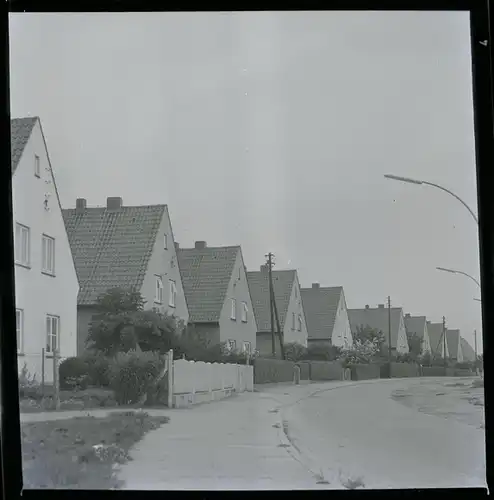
[
  {"x1": 87, "y1": 288, "x2": 181, "y2": 356},
  {"x1": 353, "y1": 326, "x2": 385, "y2": 353},
  {"x1": 304, "y1": 343, "x2": 341, "y2": 361}
]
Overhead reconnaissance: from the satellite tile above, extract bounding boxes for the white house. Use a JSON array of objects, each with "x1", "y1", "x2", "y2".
[{"x1": 11, "y1": 117, "x2": 79, "y2": 382}]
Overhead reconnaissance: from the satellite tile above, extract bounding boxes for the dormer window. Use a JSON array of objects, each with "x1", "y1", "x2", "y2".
[{"x1": 34, "y1": 155, "x2": 40, "y2": 177}]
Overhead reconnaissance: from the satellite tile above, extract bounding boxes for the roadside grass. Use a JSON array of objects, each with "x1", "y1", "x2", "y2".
[
  {"x1": 22, "y1": 410, "x2": 169, "y2": 489},
  {"x1": 472, "y1": 379, "x2": 484, "y2": 389},
  {"x1": 20, "y1": 388, "x2": 118, "y2": 413}
]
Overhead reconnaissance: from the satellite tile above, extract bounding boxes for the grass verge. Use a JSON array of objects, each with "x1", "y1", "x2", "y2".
[{"x1": 22, "y1": 410, "x2": 169, "y2": 489}]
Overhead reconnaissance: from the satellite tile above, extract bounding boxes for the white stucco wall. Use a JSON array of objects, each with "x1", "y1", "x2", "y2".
[
  {"x1": 283, "y1": 275, "x2": 308, "y2": 347},
  {"x1": 331, "y1": 291, "x2": 353, "y2": 348},
  {"x1": 218, "y1": 249, "x2": 257, "y2": 351},
  {"x1": 140, "y1": 206, "x2": 189, "y2": 325},
  {"x1": 13, "y1": 120, "x2": 79, "y2": 382},
  {"x1": 422, "y1": 325, "x2": 432, "y2": 354},
  {"x1": 396, "y1": 314, "x2": 409, "y2": 353}
]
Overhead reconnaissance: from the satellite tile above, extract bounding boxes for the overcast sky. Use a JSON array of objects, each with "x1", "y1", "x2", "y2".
[{"x1": 8, "y1": 11, "x2": 482, "y2": 350}]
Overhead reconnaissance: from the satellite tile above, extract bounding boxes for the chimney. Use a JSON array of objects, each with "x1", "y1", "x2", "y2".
[
  {"x1": 107, "y1": 197, "x2": 122, "y2": 210},
  {"x1": 312, "y1": 283, "x2": 320, "y2": 289},
  {"x1": 405, "y1": 313, "x2": 411, "y2": 318},
  {"x1": 75, "y1": 198, "x2": 87, "y2": 212},
  {"x1": 378, "y1": 304, "x2": 385, "y2": 309},
  {"x1": 195, "y1": 241, "x2": 207, "y2": 250},
  {"x1": 427, "y1": 320, "x2": 431, "y2": 325},
  {"x1": 175, "y1": 242, "x2": 179, "y2": 250},
  {"x1": 365, "y1": 305, "x2": 370, "y2": 309}
]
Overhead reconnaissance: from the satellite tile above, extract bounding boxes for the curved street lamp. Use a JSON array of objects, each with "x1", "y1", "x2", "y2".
[
  {"x1": 384, "y1": 174, "x2": 478, "y2": 225},
  {"x1": 436, "y1": 266, "x2": 481, "y2": 288}
]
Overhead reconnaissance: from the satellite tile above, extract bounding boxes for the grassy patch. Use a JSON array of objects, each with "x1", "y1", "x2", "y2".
[
  {"x1": 22, "y1": 410, "x2": 169, "y2": 489},
  {"x1": 471, "y1": 379, "x2": 484, "y2": 389},
  {"x1": 20, "y1": 388, "x2": 118, "y2": 413}
]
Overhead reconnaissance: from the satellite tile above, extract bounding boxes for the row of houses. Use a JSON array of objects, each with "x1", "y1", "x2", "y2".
[{"x1": 11, "y1": 117, "x2": 477, "y2": 381}]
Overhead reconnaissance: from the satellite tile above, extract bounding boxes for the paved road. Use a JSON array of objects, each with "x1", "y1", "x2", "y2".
[
  {"x1": 116, "y1": 377, "x2": 486, "y2": 490},
  {"x1": 282, "y1": 378, "x2": 486, "y2": 489}
]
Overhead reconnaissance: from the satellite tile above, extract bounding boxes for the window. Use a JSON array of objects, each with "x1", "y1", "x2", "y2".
[
  {"x1": 242, "y1": 341, "x2": 251, "y2": 354},
  {"x1": 241, "y1": 302, "x2": 248, "y2": 322},
  {"x1": 15, "y1": 223, "x2": 30, "y2": 266},
  {"x1": 155, "y1": 276, "x2": 163, "y2": 303},
  {"x1": 46, "y1": 315, "x2": 60, "y2": 354},
  {"x1": 298, "y1": 315, "x2": 302, "y2": 332},
  {"x1": 169, "y1": 280, "x2": 177, "y2": 307},
  {"x1": 16, "y1": 309, "x2": 23, "y2": 353},
  {"x1": 34, "y1": 154, "x2": 40, "y2": 177},
  {"x1": 227, "y1": 339, "x2": 236, "y2": 351},
  {"x1": 231, "y1": 298, "x2": 237, "y2": 320},
  {"x1": 41, "y1": 234, "x2": 55, "y2": 274},
  {"x1": 292, "y1": 312, "x2": 296, "y2": 330},
  {"x1": 164, "y1": 234, "x2": 168, "y2": 249}
]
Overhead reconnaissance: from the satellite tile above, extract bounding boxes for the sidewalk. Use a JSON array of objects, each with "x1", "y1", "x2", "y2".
[{"x1": 117, "y1": 384, "x2": 345, "y2": 490}]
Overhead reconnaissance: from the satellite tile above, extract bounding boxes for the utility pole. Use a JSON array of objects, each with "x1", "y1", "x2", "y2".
[
  {"x1": 266, "y1": 253, "x2": 276, "y2": 357},
  {"x1": 272, "y1": 284, "x2": 285, "y2": 360},
  {"x1": 442, "y1": 316, "x2": 447, "y2": 369},
  {"x1": 387, "y1": 296, "x2": 392, "y2": 362},
  {"x1": 474, "y1": 329, "x2": 478, "y2": 360}
]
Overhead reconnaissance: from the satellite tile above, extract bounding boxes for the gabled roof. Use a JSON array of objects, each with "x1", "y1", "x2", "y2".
[
  {"x1": 347, "y1": 306, "x2": 403, "y2": 349},
  {"x1": 446, "y1": 329, "x2": 461, "y2": 359},
  {"x1": 247, "y1": 269, "x2": 296, "y2": 332},
  {"x1": 177, "y1": 245, "x2": 240, "y2": 323},
  {"x1": 428, "y1": 323, "x2": 446, "y2": 356},
  {"x1": 460, "y1": 337, "x2": 476, "y2": 361},
  {"x1": 301, "y1": 286, "x2": 342, "y2": 340},
  {"x1": 404, "y1": 315, "x2": 427, "y2": 340},
  {"x1": 63, "y1": 204, "x2": 166, "y2": 305},
  {"x1": 10, "y1": 117, "x2": 38, "y2": 173}
]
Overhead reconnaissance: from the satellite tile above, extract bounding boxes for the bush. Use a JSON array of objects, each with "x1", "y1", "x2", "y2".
[
  {"x1": 284, "y1": 342, "x2": 308, "y2": 362},
  {"x1": 304, "y1": 343, "x2": 341, "y2": 361},
  {"x1": 59, "y1": 352, "x2": 112, "y2": 390},
  {"x1": 108, "y1": 350, "x2": 166, "y2": 405},
  {"x1": 18, "y1": 363, "x2": 43, "y2": 400},
  {"x1": 59, "y1": 357, "x2": 91, "y2": 390},
  {"x1": 81, "y1": 351, "x2": 111, "y2": 387}
]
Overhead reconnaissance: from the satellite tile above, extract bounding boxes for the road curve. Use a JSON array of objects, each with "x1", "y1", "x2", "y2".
[{"x1": 281, "y1": 379, "x2": 486, "y2": 489}]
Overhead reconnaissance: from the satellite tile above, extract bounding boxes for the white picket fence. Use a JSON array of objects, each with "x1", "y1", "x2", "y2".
[{"x1": 171, "y1": 358, "x2": 253, "y2": 408}]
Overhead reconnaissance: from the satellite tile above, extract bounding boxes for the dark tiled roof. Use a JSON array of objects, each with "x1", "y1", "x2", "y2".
[
  {"x1": 446, "y1": 329, "x2": 461, "y2": 359},
  {"x1": 428, "y1": 323, "x2": 446, "y2": 356},
  {"x1": 177, "y1": 246, "x2": 239, "y2": 323},
  {"x1": 11, "y1": 117, "x2": 38, "y2": 173},
  {"x1": 460, "y1": 337, "x2": 476, "y2": 361},
  {"x1": 247, "y1": 270, "x2": 296, "y2": 332},
  {"x1": 404, "y1": 315, "x2": 427, "y2": 340},
  {"x1": 301, "y1": 286, "x2": 342, "y2": 340},
  {"x1": 62, "y1": 205, "x2": 166, "y2": 305},
  {"x1": 347, "y1": 306, "x2": 403, "y2": 348}
]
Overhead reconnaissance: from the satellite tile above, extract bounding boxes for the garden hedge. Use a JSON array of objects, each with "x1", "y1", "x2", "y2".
[
  {"x1": 253, "y1": 358, "x2": 295, "y2": 384},
  {"x1": 309, "y1": 361, "x2": 343, "y2": 381},
  {"x1": 348, "y1": 363, "x2": 380, "y2": 380},
  {"x1": 390, "y1": 362, "x2": 419, "y2": 378}
]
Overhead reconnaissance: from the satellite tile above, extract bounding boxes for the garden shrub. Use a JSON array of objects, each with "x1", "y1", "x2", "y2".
[
  {"x1": 59, "y1": 357, "x2": 91, "y2": 390},
  {"x1": 18, "y1": 363, "x2": 43, "y2": 400},
  {"x1": 81, "y1": 350, "x2": 111, "y2": 387},
  {"x1": 108, "y1": 350, "x2": 166, "y2": 405}
]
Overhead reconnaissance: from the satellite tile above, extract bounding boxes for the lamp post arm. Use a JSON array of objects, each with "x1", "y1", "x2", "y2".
[
  {"x1": 453, "y1": 270, "x2": 481, "y2": 288},
  {"x1": 423, "y1": 181, "x2": 478, "y2": 224}
]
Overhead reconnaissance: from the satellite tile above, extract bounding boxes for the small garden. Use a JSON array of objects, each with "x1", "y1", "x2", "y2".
[
  {"x1": 19, "y1": 287, "x2": 255, "y2": 414},
  {"x1": 22, "y1": 410, "x2": 169, "y2": 489}
]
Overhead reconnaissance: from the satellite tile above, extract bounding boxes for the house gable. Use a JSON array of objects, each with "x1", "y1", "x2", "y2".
[
  {"x1": 12, "y1": 117, "x2": 79, "y2": 375},
  {"x1": 331, "y1": 290, "x2": 352, "y2": 348},
  {"x1": 140, "y1": 207, "x2": 189, "y2": 323},
  {"x1": 282, "y1": 272, "x2": 308, "y2": 347},
  {"x1": 218, "y1": 247, "x2": 257, "y2": 350}
]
